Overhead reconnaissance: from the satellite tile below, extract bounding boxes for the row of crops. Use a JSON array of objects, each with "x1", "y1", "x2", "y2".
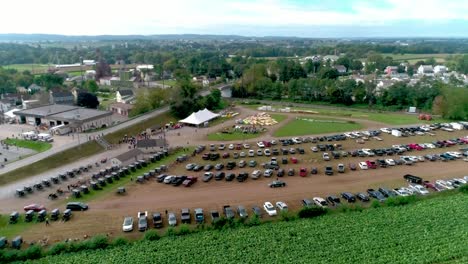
[{"x1": 28, "y1": 193, "x2": 468, "y2": 264}]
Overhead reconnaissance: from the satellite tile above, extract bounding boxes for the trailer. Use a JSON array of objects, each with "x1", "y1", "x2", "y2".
[
  {"x1": 49, "y1": 124, "x2": 71, "y2": 135},
  {"x1": 391, "y1": 129, "x2": 402, "y2": 137}
]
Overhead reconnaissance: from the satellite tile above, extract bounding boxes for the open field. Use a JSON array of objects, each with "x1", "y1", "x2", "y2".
[
  {"x1": 8, "y1": 129, "x2": 467, "y2": 244},
  {"x1": 4, "y1": 139, "x2": 52, "y2": 153},
  {"x1": 245, "y1": 104, "x2": 451, "y2": 125},
  {"x1": 3, "y1": 64, "x2": 50, "y2": 73},
  {"x1": 0, "y1": 141, "x2": 103, "y2": 186},
  {"x1": 359, "y1": 53, "x2": 458, "y2": 63},
  {"x1": 274, "y1": 117, "x2": 363, "y2": 137},
  {"x1": 19, "y1": 193, "x2": 468, "y2": 263},
  {"x1": 155, "y1": 80, "x2": 177, "y2": 87}
]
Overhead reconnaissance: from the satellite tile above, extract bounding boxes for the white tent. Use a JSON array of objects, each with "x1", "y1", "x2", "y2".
[
  {"x1": 4, "y1": 108, "x2": 21, "y2": 119},
  {"x1": 179, "y1": 108, "x2": 220, "y2": 125}
]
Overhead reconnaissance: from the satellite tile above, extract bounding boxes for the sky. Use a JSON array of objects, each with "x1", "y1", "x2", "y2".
[{"x1": 1, "y1": 0, "x2": 468, "y2": 37}]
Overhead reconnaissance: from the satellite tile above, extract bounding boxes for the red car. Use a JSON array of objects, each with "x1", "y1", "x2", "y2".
[
  {"x1": 263, "y1": 141, "x2": 272, "y2": 147},
  {"x1": 235, "y1": 144, "x2": 242, "y2": 150},
  {"x1": 459, "y1": 137, "x2": 468, "y2": 144},
  {"x1": 422, "y1": 181, "x2": 439, "y2": 191},
  {"x1": 365, "y1": 160, "x2": 377, "y2": 169},
  {"x1": 202, "y1": 153, "x2": 210, "y2": 160},
  {"x1": 183, "y1": 176, "x2": 198, "y2": 187},
  {"x1": 24, "y1": 204, "x2": 46, "y2": 212},
  {"x1": 299, "y1": 168, "x2": 307, "y2": 177},
  {"x1": 408, "y1": 144, "x2": 423, "y2": 151},
  {"x1": 290, "y1": 157, "x2": 298, "y2": 164},
  {"x1": 222, "y1": 152, "x2": 230, "y2": 159}
]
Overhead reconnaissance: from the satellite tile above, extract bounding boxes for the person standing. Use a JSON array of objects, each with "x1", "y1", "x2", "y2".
[{"x1": 45, "y1": 217, "x2": 50, "y2": 226}]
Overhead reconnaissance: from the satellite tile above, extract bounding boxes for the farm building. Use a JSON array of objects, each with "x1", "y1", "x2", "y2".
[
  {"x1": 14, "y1": 104, "x2": 112, "y2": 132},
  {"x1": 111, "y1": 149, "x2": 144, "y2": 166}
]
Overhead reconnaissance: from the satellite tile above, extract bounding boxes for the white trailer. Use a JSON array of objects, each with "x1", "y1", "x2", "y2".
[
  {"x1": 49, "y1": 124, "x2": 71, "y2": 135},
  {"x1": 37, "y1": 133, "x2": 54, "y2": 142},
  {"x1": 392, "y1": 129, "x2": 402, "y2": 137},
  {"x1": 450, "y1": 123, "x2": 463, "y2": 130}
]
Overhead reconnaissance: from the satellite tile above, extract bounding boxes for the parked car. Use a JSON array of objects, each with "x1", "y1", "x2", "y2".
[
  {"x1": 326, "y1": 196, "x2": 341, "y2": 206},
  {"x1": 393, "y1": 187, "x2": 413, "y2": 196},
  {"x1": 276, "y1": 201, "x2": 288, "y2": 211},
  {"x1": 367, "y1": 189, "x2": 386, "y2": 202},
  {"x1": 287, "y1": 168, "x2": 295, "y2": 176},
  {"x1": 337, "y1": 164, "x2": 345, "y2": 173},
  {"x1": 322, "y1": 153, "x2": 330, "y2": 161},
  {"x1": 152, "y1": 212, "x2": 163, "y2": 228},
  {"x1": 403, "y1": 174, "x2": 423, "y2": 184},
  {"x1": 122, "y1": 216, "x2": 134, "y2": 232},
  {"x1": 378, "y1": 187, "x2": 397, "y2": 197},
  {"x1": 66, "y1": 202, "x2": 88, "y2": 211},
  {"x1": 248, "y1": 160, "x2": 257, "y2": 167},
  {"x1": 356, "y1": 192, "x2": 370, "y2": 202},
  {"x1": 277, "y1": 169, "x2": 285, "y2": 177},
  {"x1": 181, "y1": 208, "x2": 191, "y2": 224},
  {"x1": 408, "y1": 184, "x2": 430, "y2": 195},
  {"x1": 223, "y1": 205, "x2": 235, "y2": 219},
  {"x1": 194, "y1": 208, "x2": 204, "y2": 224},
  {"x1": 252, "y1": 206, "x2": 262, "y2": 217},
  {"x1": 341, "y1": 192, "x2": 356, "y2": 203},
  {"x1": 185, "y1": 163, "x2": 196, "y2": 171},
  {"x1": 251, "y1": 170, "x2": 262, "y2": 179},
  {"x1": 225, "y1": 173, "x2": 235, "y2": 181},
  {"x1": 168, "y1": 212, "x2": 177, "y2": 226},
  {"x1": 302, "y1": 199, "x2": 313, "y2": 207},
  {"x1": 263, "y1": 202, "x2": 277, "y2": 216},
  {"x1": 210, "y1": 210, "x2": 220, "y2": 222},
  {"x1": 264, "y1": 169, "x2": 273, "y2": 177},
  {"x1": 137, "y1": 211, "x2": 148, "y2": 232},
  {"x1": 312, "y1": 197, "x2": 328, "y2": 208},
  {"x1": 237, "y1": 205, "x2": 248, "y2": 218},
  {"x1": 325, "y1": 166, "x2": 333, "y2": 175},
  {"x1": 203, "y1": 172, "x2": 213, "y2": 182},
  {"x1": 299, "y1": 167, "x2": 307, "y2": 177},
  {"x1": 358, "y1": 162, "x2": 368, "y2": 170},
  {"x1": 237, "y1": 172, "x2": 248, "y2": 182}
]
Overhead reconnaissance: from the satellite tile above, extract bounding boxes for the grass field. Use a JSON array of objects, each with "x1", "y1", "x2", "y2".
[
  {"x1": 274, "y1": 117, "x2": 363, "y2": 137},
  {"x1": 23, "y1": 193, "x2": 468, "y2": 263},
  {"x1": 104, "y1": 112, "x2": 176, "y2": 144},
  {"x1": 246, "y1": 104, "x2": 450, "y2": 125},
  {"x1": 0, "y1": 214, "x2": 36, "y2": 239},
  {"x1": 3, "y1": 64, "x2": 50, "y2": 74},
  {"x1": 155, "y1": 80, "x2": 177, "y2": 87},
  {"x1": 0, "y1": 141, "x2": 103, "y2": 186},
  {"x1": 4, "y1": 139, "x2": 52, "y2": 153}
]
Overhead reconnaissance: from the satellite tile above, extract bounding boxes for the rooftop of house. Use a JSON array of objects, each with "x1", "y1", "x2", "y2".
[
  {"x1": 117, "y1": 89, "x2": 134, "y2": 96},
  {"x1": 15, "y1": 104, "x2": 79, "y2": 117},
  {"x1": 110, "y1": 102, "x2": 134, "y2": 111},
  {"x1": 112, "y1": 149, "x2": 144, "y2": 163},
  {"x1": 48, "y1": 108, "x2": 112, "y2": 121}
]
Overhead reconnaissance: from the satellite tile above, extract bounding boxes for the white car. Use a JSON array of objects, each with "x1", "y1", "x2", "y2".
[
  {"x1": 453, "y1": 178, "x2": 467, "y2": 184},
  {"x1": 270, "y1": 140, "x2": 277, "y2": 145},
  {"x1": 358, "y1": 162, "x2": 368, "y2": 170},
  {"x1": 447, "y1": 152, "x2": 462, "y2": 158},
  {"x1": 228, "y1": 144, "x2": 235, "y2": 150},
  {"x1": 168, "y1": 212, "x2": 177, "y2": 226},
  {"x1": 164, "y1": 175, "x2": 175, "y2": 184},
  {"x1": 322, "y1": 153, "x2": 330, "y2": 161},
  {"x1": 240, "y1": 151, "x2": 246, "y2": 157},
  {"x1": 362, "y1": 149, "x2": 375, "y2": 156},
  {"x1": 409, "y1": 184, "x2": 430, "y2": 195},
  {"x1": 218, "y1": 144, "x2": 225, "y2": 150},
  {"x1": 248, "y1": 150, "x2": 255, "y2": 157},
  {"x1": 276, "y1": 201, "x2": 288, "y2": 211},
  {"x1": 464, "y1": 176, "x2": 468, "y2": 182},
  {"x1": 312, "y1": 197, "x2": 328, "y2": 208},
  {"x1": 311, "y1": 147, "x2": 318, "y2": 152},
  {"x1": 243, "y1": 143, "x2": 250, "y2": 149},
  {"x1": 380, "y1": 128, "x2": 391, "y2": 134},
  {"x1": 435, "y1": 180, "x2": 454, "y2": 190},
  {"x1": 393, "y1": 187, "x2": 412, "y2": 196},
  {"x1": 264, "y1": 169, "x2": 273, "y2": 177},
  {"x1": 425, "y1": 143, "x2": 436, "y2": 149},
  {"x1": 263, "y1": 202, "x2": 277, "y2": 216},
  {"x1": 417, "y1": 156, "x2": 425, "y2": 162},
  {"x1": 264, "y1": 149, "x2": 271, "y2": 156},
  {"x1": 292, "y1": 137, "x2": 302, "y2": 144},
  {"x1": 251, "y1": 170, "x2": 262, "y2": 179},
  {"x1": 385, "y1": 159, "x2": 395, "y2": 166},
  {"x1": 122, "y1": 216, "x2": 133, "y2": 232},
  {"x1": 256, "y1": 149, "x2": 263, "y2": 156},
  {"x1": 257, "y1": 141, "x2": 265, "y2": 148}
]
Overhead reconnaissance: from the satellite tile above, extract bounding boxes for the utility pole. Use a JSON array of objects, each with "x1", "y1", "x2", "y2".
[{"x1": 80, "y1": 56, "x2": 84, "y2": 86}]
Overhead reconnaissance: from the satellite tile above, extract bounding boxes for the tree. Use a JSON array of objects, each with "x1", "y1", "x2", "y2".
[
  {"x1": 83, "y1": 80, "x2": 99, "y2": 93},
  {"x1": 34, "y1": 73, "x2": 64, "y2": 90},
  {"x1": 336, "y1": 57, "x2": 351, "y2": 71},
  {"x1": 456, "y1": 54, "x2": 468, "y2": 74},
  {"x1": 318, "y1": 68, "x2": 339, "y2": 80},
  {"x1": 350, "y1": 60, "x2": 363, "y2": 71},
  {"x1": 77, "y1": 92, "x2": 99, "y2": 109}
]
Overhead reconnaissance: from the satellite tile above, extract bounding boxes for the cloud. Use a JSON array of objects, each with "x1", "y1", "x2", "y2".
[{"x1": 0, "y1": 0, "x2": 467, "y2": 35}]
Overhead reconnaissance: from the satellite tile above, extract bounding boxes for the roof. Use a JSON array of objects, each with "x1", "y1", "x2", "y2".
[
  {"x1": 118, "y1": 89, "x2": 134, "y2": 96},
  {"x1": 112, "y1": 149, "x2": 143, "y2": 163},
  {"x1": 48, "y1": 108, "x2": 112, "y2": 122},
  {"x1": 14, "y1": 104, "x2": 79, "y2": 117},
  {"x1": 110, "y1": 102, "x2": 134, "y2": 111},
  {"x1": 179, "y1": 108, "x2": 220, "y2": 125},
  {"x1": 51, "y1": 90, "x2": 73, "y2": 98},
  {"x1": 334, "y1": 65, "x2": 347, "y2": 72},
  {"x1": 136, "y1": 139, "x2": 166, "y2": 148}
]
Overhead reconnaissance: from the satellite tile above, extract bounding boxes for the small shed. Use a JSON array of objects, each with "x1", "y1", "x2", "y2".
[{"x1": 111, "y1": 149, "x2": 144, "y2": 167}]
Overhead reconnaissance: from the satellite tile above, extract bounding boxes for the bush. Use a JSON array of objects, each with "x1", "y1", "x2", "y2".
[
  {"x1": 459, "y1": 184, "x2": 468, "y2": 194},
  {"x1": 0, "y1": 249, "x2": 20, "y2": 263},
  {"x1": 280, "y1": 210, "x2": 297, "y2": 222},
  {"x1": 385, "y1": 195, "x2": 418, "y2": 207},
  {"x1": 66, "y1": 241, "x2": 87, "y2": 253},
  {"x1": 297, "y1": 206, "x2": 328, "y2": 218},
  {"x1": 112, "y1": 237, "x2": 129, "y2": 246},
  {"x1": 212, "y1": 217, "x2": 228, "y2": 230},
  {"x1": 20, "y1": 245, "x2": 43, "y2": 260},
  {"x1": 245, "y1": 215, "x2": 261, "y2": 227},
  {"x1": 336, "y1": 204, "x2": 365, "y2": 213},
  {"x1": 144, "y1": 230, "x2": 160, "y2": 241},
  {"x1": 166, "y1": 227, "x2": 177, "y2": 237},
  {"x1": 371, "y1": 200, "x2": 382, "y2": 208},
  {"x1": 178, "y1": 224, "x2": 191, "y2": 236},
  {"x1": 47, "y1": 242, "x2": 68, "y2": 256},
  {"x1": 85, "y1": 235, "x2": 109, "y2": 250}
]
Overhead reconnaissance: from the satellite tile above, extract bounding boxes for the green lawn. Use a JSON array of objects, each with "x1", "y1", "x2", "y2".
[
  {"x1": 3, "y1": 64, "x2": 50, "y2": 74},
  {"x1": 0, "y1": 214, "x2": 36, "y2": 239},
  {"x1": 4, "y1": 139, "x2": 52, "y2": 152},
  {"x1": 0, "y1": 141, "x2": 103, "y2": 186},
  {"x1": 155, "y1": 80, "x2": 177, "y2": 87},
  {"x1": 274, "y1": 117, "x2": 363, "y2": 137}
]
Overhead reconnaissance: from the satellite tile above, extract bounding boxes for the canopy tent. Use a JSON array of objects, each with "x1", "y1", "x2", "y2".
[
  {"x1": 179, "y1": 108, "x2": 220, "y2": 126},
  {"x1": 4, "y1": 109, "x2": 21, "y2": 119}
]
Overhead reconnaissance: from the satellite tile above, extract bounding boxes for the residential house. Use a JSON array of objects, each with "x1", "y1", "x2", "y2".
[
  {"x1": 433, "y1": 65, "x2": 448, "y2": 74},
  {"x1": 116, "y1": 89, "x2": 134, "y2": 104},
  {"x1": 417, "y1": 65, "x2": 434, "y2": 76},
  {"x1": 109, "y1": 102, "x2": 133, "y2": 117},
  {"x1": 384, "y1": 66, "x2": 399, "y2": 76},
  {"x1": 99, "y1": 77, "x2": 112, "y2": 86},
  {"x1": 49, "y1": 89, "x2": 74, "y2": 105},
  {"x1": 334, "y1": 65, "x2": 347, "y2": 74},
  {"x1": 323, "y1": 55, "x2": 339, "y2": 63}
]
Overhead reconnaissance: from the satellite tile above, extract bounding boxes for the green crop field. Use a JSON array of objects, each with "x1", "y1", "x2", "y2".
[
  {"x1": 274, "y1": 117, "x2": 363, "y2": 137},
  {"x1": 4, "y1": 139, "x2": 52, "y2": 153},
  {"x1": 3, "y1": 64, "x2": 50, "y2": 74},
  {"x1": 23, "y1": 193, "x2": 468, "y2": 263}
]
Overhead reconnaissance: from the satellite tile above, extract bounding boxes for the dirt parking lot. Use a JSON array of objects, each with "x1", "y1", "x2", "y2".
[{"x1": 15, "y1": 129, "x2": 468, "y2": 243}]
